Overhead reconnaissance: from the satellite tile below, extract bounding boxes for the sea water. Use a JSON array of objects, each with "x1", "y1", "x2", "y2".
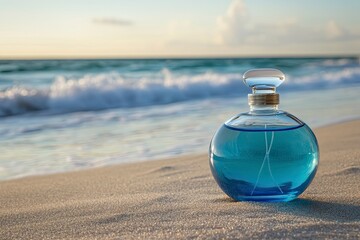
[
  {"x1": 0, "y1": 57, "x2": 359, "y2": 180},
  {"x1": 210, "y1": 124, "x2": 319, "y2": 202}
]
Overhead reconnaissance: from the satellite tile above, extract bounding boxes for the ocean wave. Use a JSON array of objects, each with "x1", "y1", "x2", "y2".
[
  {"x1": 321, "y1": 58, "x2": 360, "y2": 67},
  {"x1": 0, "y1": 67, "x2": 360, "y2": 117},
  {"x1": 0, "y1": 60, "x2": 128, "y2": 73},
  {"x1": 0, "y1": 86, "x2": 48, "y2": 116},
  {"x1": 289, "y1": 67, "x2": 360, "y2": 86},
  {"x1": 1, "y1": 57, "x2": 359, "y2": 73}
]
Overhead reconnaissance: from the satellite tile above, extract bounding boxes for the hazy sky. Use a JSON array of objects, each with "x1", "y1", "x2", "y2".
[{"x1": 0, "y1": 0, "x2": 359, "y2": 58}]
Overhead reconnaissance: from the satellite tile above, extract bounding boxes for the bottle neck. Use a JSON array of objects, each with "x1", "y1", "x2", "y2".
[
  {"x1": 250, "y1": 104, "x2": 278, "y2": 113},
  {"x1": 248, "y1": 91, "x2": 280, "y2": 113}
]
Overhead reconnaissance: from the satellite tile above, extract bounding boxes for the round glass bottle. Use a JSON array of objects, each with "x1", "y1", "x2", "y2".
[{"x1": 209, "y1": 69, "x2": 319, "y2": 202}]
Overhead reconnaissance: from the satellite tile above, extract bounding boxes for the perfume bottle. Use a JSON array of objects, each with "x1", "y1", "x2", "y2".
[{"x1": 209, "y1": 69, "x2": 319, "y2": 202}]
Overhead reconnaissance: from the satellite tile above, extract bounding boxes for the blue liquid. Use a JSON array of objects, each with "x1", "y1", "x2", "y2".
[{"x1": 209, "y1": 124, "x2": 319, "y2": 202}]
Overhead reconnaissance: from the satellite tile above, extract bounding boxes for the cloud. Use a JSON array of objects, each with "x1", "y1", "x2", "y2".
[
  {"x1": 93, "y1": 18, "x2": 133, "y2": 26},
  {"x1": 323, "y1": 20, "x2": 359, "y2": 41},
  {"x1": 215, "y1": 0, "x2": 248, "y2": 45},
  {"x1": 215, "y1": 0, "x2": 359, "y2": 47},
  {"x1": 215, "y1": 0, "x2": 300, "y2": 45},
  {"x1": 323, "y1": 20, "x2": 360, "y2": 42},
  {"x1": 326, "y1": 20, "x2": 343, "y2": 39}
]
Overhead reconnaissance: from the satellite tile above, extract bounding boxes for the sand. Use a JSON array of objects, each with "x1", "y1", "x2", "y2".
[{"x1": 1, "y1": 120, "x2": 360, "y2": 239}]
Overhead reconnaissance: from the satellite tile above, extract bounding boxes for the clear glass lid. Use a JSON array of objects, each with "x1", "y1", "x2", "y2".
[{"x1": 224, "y1": 68, "x2": 304, "y2": 131}]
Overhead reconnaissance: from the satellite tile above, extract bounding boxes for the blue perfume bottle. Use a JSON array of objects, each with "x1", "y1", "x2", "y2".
[{"x1": 209, "y1": 69, "x2": 319, "y2": 202}]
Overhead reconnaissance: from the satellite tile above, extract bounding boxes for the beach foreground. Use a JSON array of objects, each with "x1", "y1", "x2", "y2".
[{"x1": 1, "y1": 121, "x2": 360, "y2": 239}]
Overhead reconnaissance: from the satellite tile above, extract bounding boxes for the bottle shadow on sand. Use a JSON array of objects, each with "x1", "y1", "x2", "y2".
[
  {"x1": 271, "y1": 198, "x2": 360, "y2": 222},
  {"x1": 216, "y1": 197, "x2": 360, "y2": 222}
]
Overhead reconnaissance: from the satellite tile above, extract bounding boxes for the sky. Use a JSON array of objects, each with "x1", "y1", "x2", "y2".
[{"x1": 0, "y1": 0, "x2": 359, "y2": 58}]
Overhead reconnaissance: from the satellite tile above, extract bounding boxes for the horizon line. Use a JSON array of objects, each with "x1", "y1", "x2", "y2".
[{"x1": 0, "y1": 53, "x2": 359, "y2": 61}]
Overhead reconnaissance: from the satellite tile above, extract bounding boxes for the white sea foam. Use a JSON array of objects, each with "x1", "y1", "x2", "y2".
[
  {"x1": 321, "y1": 58, "x2": 353, "y2": 67},
  {"x1": 291, "y1": 67, "x2": 360, "y2": 85},
  {"x1": 0, "y1": 67, "x2": 360, "y2": 117}
]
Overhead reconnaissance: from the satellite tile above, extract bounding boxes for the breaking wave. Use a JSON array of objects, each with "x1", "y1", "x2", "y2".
[{"x1": 1, "y1": 67, "x2": 360, "y2": 117}]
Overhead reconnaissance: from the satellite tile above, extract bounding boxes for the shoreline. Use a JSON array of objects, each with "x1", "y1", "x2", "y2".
[
  {"x1": 1, "y1": 120, "x2": 359, "y2": 239},
  {"x1": 1, "y1": 117, "x2": 359, "y2": 183}
]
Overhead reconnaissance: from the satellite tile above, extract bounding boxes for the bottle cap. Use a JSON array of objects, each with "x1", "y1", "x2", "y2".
[{"x1": 243, "y1": 68, "x2": 285, "y2": 106}]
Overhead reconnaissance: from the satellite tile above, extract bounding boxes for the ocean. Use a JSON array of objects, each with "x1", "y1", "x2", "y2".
[{"x1": 1, "y1": 57, "x2": 360, "y2": 180}]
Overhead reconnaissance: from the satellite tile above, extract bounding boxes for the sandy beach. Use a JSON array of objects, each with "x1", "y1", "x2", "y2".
[{"x1": 0, "y1": 120, "x2": 359, "y2": 239}]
